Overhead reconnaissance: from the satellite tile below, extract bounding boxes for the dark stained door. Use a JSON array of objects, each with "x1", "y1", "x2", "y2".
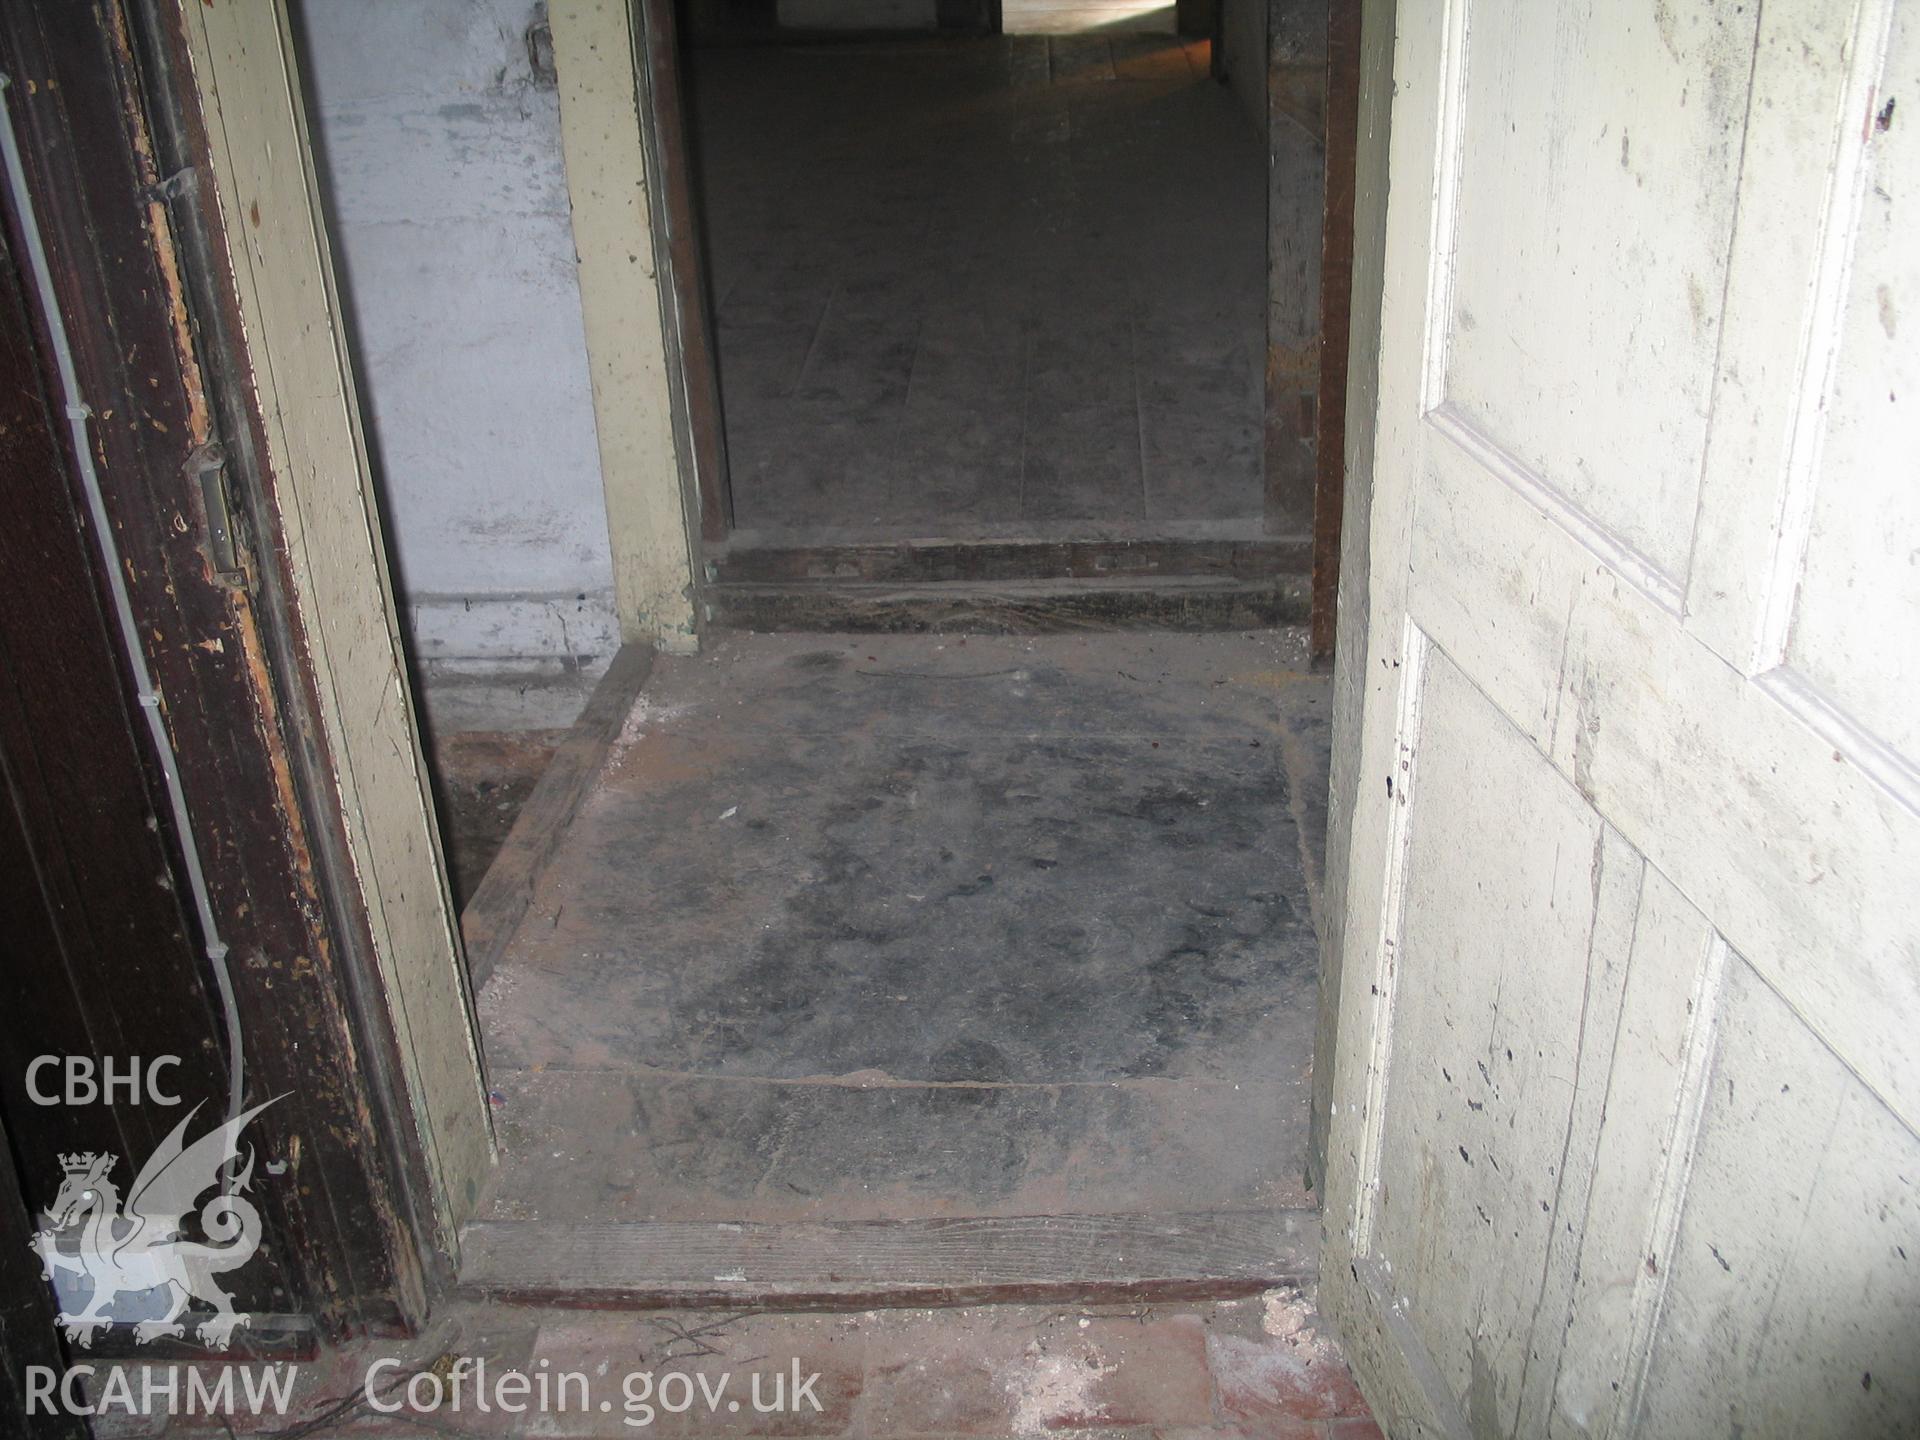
[{"x1": 0, "y1": 186, "x2": 231, "y2": 1278}]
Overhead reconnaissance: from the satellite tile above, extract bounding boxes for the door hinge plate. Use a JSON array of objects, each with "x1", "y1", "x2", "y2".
[{"x1": 187, "y1": 442, "x2": 249, "y2": 588}]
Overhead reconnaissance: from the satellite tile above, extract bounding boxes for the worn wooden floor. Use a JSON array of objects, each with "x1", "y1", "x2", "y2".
[
  {"x1": 474, "y1": 631, "x2": 1328, "y2": 1226},
  {"x1": 690, "y1": 36, "x2": 1266, "y2": 536}
]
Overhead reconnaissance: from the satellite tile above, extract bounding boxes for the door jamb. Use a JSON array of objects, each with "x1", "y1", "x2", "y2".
[
  {"x1": 638, "y1": 0, "x2": 735, "y2": 544},
  {"x1": 1309, "y1": 0, "x2": 1362, "y2": 660},
  {"x1": 549, "y1": 0, "x2": 708, "y2": 653},
  {"x1": 170, "y1": 0, "x2": 495, "y2": 1257}
]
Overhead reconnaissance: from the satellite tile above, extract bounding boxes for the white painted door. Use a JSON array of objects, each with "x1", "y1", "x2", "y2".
[{"x1": 1321, "y1": 1, "x2": 1920, "y2": 1436}]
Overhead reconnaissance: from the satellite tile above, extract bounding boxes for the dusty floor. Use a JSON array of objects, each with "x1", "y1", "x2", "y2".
[
  {"x1": 136, "y1": 1286, "x2": 1380, "y2": 1437},
  {"x1": 690, "y1": 35, "x2": 1265, "y2": 537},
  {"x1": 474, "y1": 631, "x2": 1328, "y2": 1225},
  {"x1": 426, "y1": 728, "x2": 565, "y2": 909}
]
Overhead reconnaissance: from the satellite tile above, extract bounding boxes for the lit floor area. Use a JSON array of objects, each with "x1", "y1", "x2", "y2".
[
  {"x1": 471, "y1": 631, "x2": 1328, "y2": 1229},
  {"x1": 689, "y1": 36, "x2": 1265, "y2": 537}
]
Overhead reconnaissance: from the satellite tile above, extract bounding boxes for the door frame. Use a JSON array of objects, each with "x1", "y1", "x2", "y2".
[
  {"x1": 549, "y1": 0, "x2": 710, "y2": 655},
  {"x1": 0, "y1": 0, "x2": 495, "y2": 1331},
  {"x1": 640, "y1": 0, "x2": 737, "y2": 545},
  {"x1": 139, "y1": 0, "x2": 1370, "y2": 1289},
  {"x1": 160, "y1": 0, "x2": 495, "y2": 1273},
  {"x1": 563, "y1": 0, "x2": 1359, "y2": 605}
]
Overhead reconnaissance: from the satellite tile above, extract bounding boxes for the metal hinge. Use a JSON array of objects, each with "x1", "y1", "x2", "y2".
[{"x1": 187, "y1": 442, "x2": 249, "y2": 588}]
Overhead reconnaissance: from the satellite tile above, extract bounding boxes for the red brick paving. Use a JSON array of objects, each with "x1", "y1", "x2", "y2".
[{"x1": 103, "y1": 1286, "x2": 1379, "y2": 1438}]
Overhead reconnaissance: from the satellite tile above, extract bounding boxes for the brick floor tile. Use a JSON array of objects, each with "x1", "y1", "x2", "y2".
[
  {"x1": 1060, "y1": 1313, "x2": 1215, "y2": 1429},
  {"x1": 856, "y1": 1305, "x2": 1215, "y2": 1436},
  {"x1": 855, "y1": 1306, "x2": 1036, "y2": 1435},
  {"x1": 1206, "y1": 1331, "x2": 1369, "y2": 1425}
]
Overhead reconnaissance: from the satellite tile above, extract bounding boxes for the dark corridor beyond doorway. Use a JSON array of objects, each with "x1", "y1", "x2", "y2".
[{"x1": 691, "y1": 35, "x2": 1266, "y2": 538}]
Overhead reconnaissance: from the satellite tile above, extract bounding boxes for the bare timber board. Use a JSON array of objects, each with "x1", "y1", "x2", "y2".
[{"x1": 458, "y1": 1210, "x2": 1318, "y2": 1310}]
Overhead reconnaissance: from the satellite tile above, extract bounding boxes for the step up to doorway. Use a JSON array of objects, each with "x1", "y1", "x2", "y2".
[
  {"x1": 709, "y1": 535, "x2": 1311, "y2": 585},
  {"x1": 705, "y1": 575, "x2": 1310, "y2": 633},
  {"x1": 703, "y1": 535, "x2": 1311, "y2": 633},
  {"x1": 457, "y1": 1210, "x2": 1318, "y2": 1310}
]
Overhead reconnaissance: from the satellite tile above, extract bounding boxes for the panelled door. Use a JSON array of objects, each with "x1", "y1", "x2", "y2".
[{"x1": 1322, "y1": 1, "x2": 1920, "y2": 1435}]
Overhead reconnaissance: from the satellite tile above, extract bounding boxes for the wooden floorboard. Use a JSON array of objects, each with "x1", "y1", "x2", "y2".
[
  {"x1": 709, "y1": 536, "x2": 1311, "y2": 586},
  {"x1": 459, "y1": 644, "x2": 653, "y2": 987},
  {"x1": 705, "y1": 576, "x2": 1311, "y2": 634},
  {"x1": 458, "y1": 1209, "x2": 1319, "y2": 1310}
]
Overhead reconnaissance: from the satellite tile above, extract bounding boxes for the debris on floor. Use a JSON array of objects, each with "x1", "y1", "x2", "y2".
[{"x1": 98, "y1": 1288, "x2": 1381, "y2": 1437}]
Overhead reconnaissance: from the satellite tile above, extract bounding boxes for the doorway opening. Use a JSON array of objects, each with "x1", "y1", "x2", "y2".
[
  {"x1": 672, "y1": 0, "x2": 1346, "y2": 632},
  {"x1": 293, "y1": 0, "x2": 1360, "y2": 1299}
]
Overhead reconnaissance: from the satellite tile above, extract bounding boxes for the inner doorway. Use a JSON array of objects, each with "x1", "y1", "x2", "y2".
[
  {"x1": 447, "y1": 0, "x2": 1347, "y2": 1296},
  {"x1": 290, "y1": 0, "x2": 1354, "y2": 1299},
  {"x1": 665, "y1": 0, "x2": 1344, "y2": 634}
]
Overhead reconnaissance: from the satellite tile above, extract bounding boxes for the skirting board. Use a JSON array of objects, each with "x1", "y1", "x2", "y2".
[{"x1": 406, "y1": 588, "x2": 621, "y2": 666}]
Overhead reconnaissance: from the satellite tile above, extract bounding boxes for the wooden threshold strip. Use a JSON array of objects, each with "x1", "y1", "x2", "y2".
[
  {"x1": 457, "y1": 1210, "x2": 1318, "y2": 1310},
  {"x1": 459, "y1": 643, "x2": 654, "y2": 987},
  {"x1": 705, "y1": 575, "x2": 1311, "y2": 635},
  {"x1": 709, "y1": 535, "x2": 1312, "y2": 585}
]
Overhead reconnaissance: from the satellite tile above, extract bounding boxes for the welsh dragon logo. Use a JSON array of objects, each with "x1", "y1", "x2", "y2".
[{"x1": 30, "y1": 1098, "x2": 277, "y2": 1350}]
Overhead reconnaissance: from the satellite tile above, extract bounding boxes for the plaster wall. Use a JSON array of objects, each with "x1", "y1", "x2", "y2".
[{"x1": 298, "y1": 0, "x2": 619, "y2": 709}]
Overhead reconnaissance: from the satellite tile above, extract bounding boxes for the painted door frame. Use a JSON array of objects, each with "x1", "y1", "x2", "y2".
[
  {"x1": 137, "y1": 0, "x2": 1372, "y2": 1286},
  {"x1": 167, "y1": 0, "x2": 495, "y2": 1267},
  {"x1": 0, "y1": 0, "x2": 495, "y2": 1333},
  {"x1": 550, "y1": 0, "x2": 710, "y2": 654}
]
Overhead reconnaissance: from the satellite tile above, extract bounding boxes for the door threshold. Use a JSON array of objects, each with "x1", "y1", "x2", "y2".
[
  {"x1": 709, "y1": 532, "x2": 1310, "y2": 583},
  {"x1": 704, "y1": 574, "x2": 1311, "y2": 633},
  {"x1": 456, "y1": 1209, "x2": 1318, "y2": 1311}
]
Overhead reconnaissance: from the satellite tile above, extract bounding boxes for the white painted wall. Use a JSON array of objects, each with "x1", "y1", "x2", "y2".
[{"x1": 298, "y1": 0, "x2": 619, "y2": 719}]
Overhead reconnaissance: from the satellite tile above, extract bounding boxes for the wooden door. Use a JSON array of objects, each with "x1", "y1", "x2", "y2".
[
  {"x1": 1322, "y1": 1, "x2": 1920, "y2": 1435},
  {"x1": 0, "y1": 138, "x2": 241, "y2": 1283},
  {"x1": 0, "y1": 0, "x2": 464, "y2": 1337}
]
